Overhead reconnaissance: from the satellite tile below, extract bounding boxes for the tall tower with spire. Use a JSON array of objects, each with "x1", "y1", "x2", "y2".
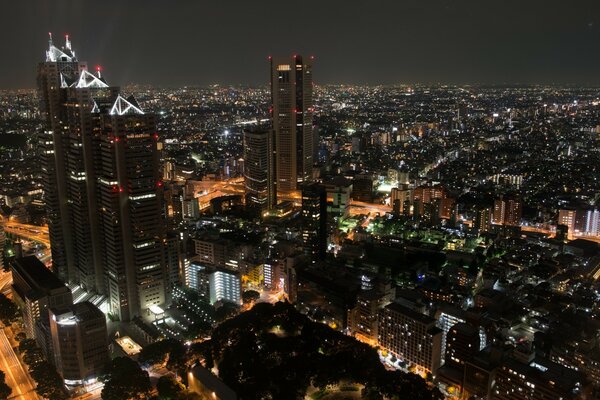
[
  {"x1": 38, "y1": 33, "x2": 85, "y2": 282},
  {"x1": 37, "y1": 34, "x2": 171, "y2": 321}
]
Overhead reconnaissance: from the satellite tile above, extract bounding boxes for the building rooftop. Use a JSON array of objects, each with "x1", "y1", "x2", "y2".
[
  {"x1": 12, "y1": 255, "x2": 67, "y2": 291},
  {"x1": 384, "y1": 302, "x2": 437, "y2": 326}
]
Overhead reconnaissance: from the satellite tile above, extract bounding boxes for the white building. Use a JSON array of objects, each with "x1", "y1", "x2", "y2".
[{"x1": 209, "y1": 269, "x2": 242, "y2": 305}]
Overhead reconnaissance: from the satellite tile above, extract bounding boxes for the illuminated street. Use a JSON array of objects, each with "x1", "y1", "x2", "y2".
[{"x1": 0, "y1": 328, "x2": 39, "y2": 399}]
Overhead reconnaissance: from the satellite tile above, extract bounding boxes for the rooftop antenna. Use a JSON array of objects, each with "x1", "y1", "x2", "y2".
[
  {"x1": 48, "y1": 32, "x2": 53, "y2": 48},
  {"x1": 65, "y1": 34, "x2": 71, "y2": 50},
  {"x1": 96, "y1": 65, "x2": 102, "y2": 79}
]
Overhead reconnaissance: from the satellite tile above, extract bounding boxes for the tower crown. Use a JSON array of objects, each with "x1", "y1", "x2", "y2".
[{"x1": 46, "y1": 32, "x2": 77, "y2": 62}]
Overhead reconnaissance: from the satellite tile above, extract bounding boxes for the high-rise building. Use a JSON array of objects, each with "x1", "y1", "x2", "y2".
[
  {"x1": 558, "y1": 207, "x2": 600, "y2": 237},
  {"x1": 475, "y1": 206, "x2": 493, "y2": 233},
  {"x1": 378, "y1": 302, "x2": 443, "y2": 375},
  {"x1": 493, "y1": 195, "x2": 522, "y2": 226},
  {"x1": 94, "y1": 97, "x2": 167, "y2": 321},
  {"x1": 37, "y1": 35, "x2": 169, "y2": 321},
  {"x1": 444, "y1": 323, "x2": 481, "y2": 368},
  {"x1": 209, "y1": 268, "x2": 242, "y2": 305},
  {"x1": 49, "y1": 302, "x2": 109, "y2": 385},
  {"x1": 37, "y1": 33, "x2": 85, "y2": 281},
  {"x1": 243, "y1": 128, "x2": 275, "y2": 215},
  {"x1": 301, "y1": 183, "x2": 327, "y2": 263},
  {"x1": 270, "y1": 55, "x2": 314, "y2": 196},
  {"x1": 391, "y1": 186, "x2": 411, "y2": 215}
]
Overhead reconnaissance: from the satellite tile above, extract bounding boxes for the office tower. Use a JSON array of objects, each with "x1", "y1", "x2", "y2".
[
  {"x1": 301, "y1": 183, "x2": 327, "y2": 263},
  {"x1": 49, "y1": 302, "x2": 109, "y2": 385},
  {"x1": 11, "y1": 256, "x2": 73, "y2": 339},
  {"x1": 208, "y1": 268, "x2": 242, "y2": 305},
  {"x1": 378, "y1": 303, "x2": 443, "y2": 375},
  {"x1": 493, "y1": 195, "x2": 522, "y2": 226},
  {"x1": 270, "y1": 55, "x2": 314, "y2": 196},
  {"x1": 243, "y1": 128, "x2": 275, "y2": 215},
  {"x1": 37, "y1": 33, "x2": 85, "y2": 281},
  {"x1": 94, "y1": 98, "x2": 167, "y2": 321},
  {"x1": 37, "y1": 35, "x2": 169, "y2": 321}
]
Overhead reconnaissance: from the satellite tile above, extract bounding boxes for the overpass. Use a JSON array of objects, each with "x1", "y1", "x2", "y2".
[{"x1": 0, "y1": 215, "x2": 50, "y2": 248}]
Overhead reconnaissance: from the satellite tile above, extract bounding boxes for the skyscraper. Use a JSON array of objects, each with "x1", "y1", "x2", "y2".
[
  {"x1": 93, "y1": 96, "x2": 167, "y2": 320},
  {"x1": 37, "y1": 35, "x2": 169, "y2": 321},
  {"x1": 243, "y1": 127, "x2": 275, "y2": 215},
  {"x1": 37, "y1": 33, "x2": 85, "y2": 281},
  {"x1": 301, "y1": 183, "x2": 327, "y2": 263},
  {"x1": 270, "y1": 55, "x2": 314, "y2": 197}
]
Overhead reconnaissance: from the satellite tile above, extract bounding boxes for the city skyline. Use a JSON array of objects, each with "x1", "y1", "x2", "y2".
[
  {"x1": 1, "y1": 3, "x2": 600, "y2": 399},
  {"x1": 1, "y1": 1, "x2": 600, "y2": 89}
]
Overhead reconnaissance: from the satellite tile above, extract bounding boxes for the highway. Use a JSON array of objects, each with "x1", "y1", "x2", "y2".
[
  {"x1": 2, "y1": 222, "x2": 50, "y2": 248},
  {"x1": 0, "y1": 328, "x2": 40, "y2": 399}
]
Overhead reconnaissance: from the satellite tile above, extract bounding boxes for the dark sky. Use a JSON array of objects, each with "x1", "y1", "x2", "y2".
[{"x1": 1, "y1": 0, "x2": 600, "y2": 88}]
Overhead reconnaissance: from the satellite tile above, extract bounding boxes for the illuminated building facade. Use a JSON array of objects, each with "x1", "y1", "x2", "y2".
[
  {"x1": 37, "y1": 35, "x2": 169, "y2": 321},
  {"x1": 301, "y1": 183, "x2": 327, "y2": 263},
  {"x1": 493, "y1": 358, "x2": 589, "y2": 400},
  {"x1": 37, "y1": 33, "x2": 85, "y2": 281},
  {"x1": 49, "y1": 301, "x2": 108, "y2": 385},
  {"x1": 243, "y1": 127, "x2": 275, "y2": 215},
  {"x1": 493, "y1": 195, "x2": 522, "y2": 226},
  {"x1": 270, "y1": 55, "x2": 314, "y2": 196},
  {"x1": 209, "y1": 268, "x2": 242, "y2": 305},
  {"x1": 378, "y1": 303, "x2": 442, "y2": 375}
]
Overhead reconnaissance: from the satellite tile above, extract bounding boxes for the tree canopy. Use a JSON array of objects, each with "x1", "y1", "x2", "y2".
[
  {"x1": 101, "y1": 357, "x2": 152, "y2": 400},
  {"x1": 200, "y1": 302, "x2": 441, "y2": 400},
  {"x1": 0, "y1": 293, "x2": 19, "y2": 325},
  {"x1": 0, "y1": 370, "x2": 11, "y2": 399}
]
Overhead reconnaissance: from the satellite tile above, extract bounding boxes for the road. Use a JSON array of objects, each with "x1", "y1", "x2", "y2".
[
  {"x1": 0, "y1": 270, "x2": 12, "y2": 296},
  {"x1": 2, "y1": 222, "x2": 50, "y2": 248},
  {"x1": 0, "y1": 328, "x2": 40, "y2": 399}
]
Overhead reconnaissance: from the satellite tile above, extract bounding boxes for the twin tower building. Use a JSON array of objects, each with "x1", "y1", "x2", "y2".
[
  {"x1": 38, "y1": 35, "x2": 316, "y2": 321},
  {"x1": 38, "y1": 34, "x2": 174, "y2": 321}
]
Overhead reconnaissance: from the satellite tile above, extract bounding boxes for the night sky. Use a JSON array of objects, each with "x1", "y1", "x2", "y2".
[{"x1": 1, "y1": 0, "x2": 600, "y2": 89}]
